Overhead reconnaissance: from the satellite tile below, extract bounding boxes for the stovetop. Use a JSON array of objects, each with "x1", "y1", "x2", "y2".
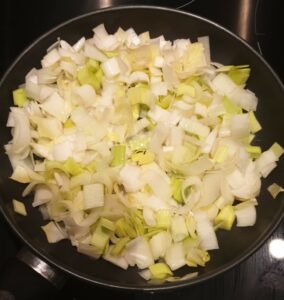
[{"x1": 0, "y1": 1, "x2": 283, "y2": 299}]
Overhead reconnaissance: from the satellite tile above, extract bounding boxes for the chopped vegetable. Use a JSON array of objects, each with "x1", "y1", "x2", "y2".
[
  {"x1": 41, "y1": 222, "x2": 66, "y2": 243},
  {"x1": 12, "y1": 199, "x2": 27, "y2": 216},
  {"x1": 111, "y1": 144, "x2": 126, "y2": 167},
  {"x1": 83, "y1": 183, "x2": 104, "y2": 209},
  {"x1": 13, "y1": 88, "x2": 27, "y2": 107},
  {"x1": 214, "y1": 205, "x2": 235, "y2": 230},
  {"x1": 171, "y1": 177, "x2": 183, "y2": 203},
  {"x1": 149, "y1": 263, "x2": 173, "y2": 279},
  {"x1": 267, "y1": 183, "x2": 284, "y2": 199},
  {"x1": 235, "y1": 205, "x2": 256, "y2": 227},
  {"x1": 5, "y1": 24, "x2": 283, "y2": 282},
  {"x1": 156, "y1": 210, "x2": 171, "y2": 229},
  {"x1": 227, "y1": 65, "x2": 250, "y2": 85}
]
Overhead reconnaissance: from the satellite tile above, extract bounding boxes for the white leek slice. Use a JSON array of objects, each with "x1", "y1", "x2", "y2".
[
  {"x1": 124, "y1": 237, "x2": 154, "y2": 269},
  {"x1": 171, "y1": 215, "x2": 188, "y2": 242},
  {"x1": 101, "y1": 57, "x2": 121, "y2": 78},
  {"x1": 194, "y1": 212, "x2": 219, "y2": 250},
  {"x1": 93, "y1": 24, "x2": 119, "y2": 51},
  {"x1": 149, "y1": 231, "x2": 172, "y2": 260},
  {"x1": 235, "y1": 205, "x2": 256, "y2": 227},
  {"x1": 83, "y1": 183, "x2": 104, "y2": 209},
  {"x1": 119, "y1": 164, "x2": 143, "y2": 193},
  {"x1": 104, "y1": 249, "x2": 129, "y2": 270},
  {"x1": 179, "y1": 118, "x2": 210, "y2": 139},
  {"x1": 41, "y1": 49, "x2": 60, "y2": 67}
]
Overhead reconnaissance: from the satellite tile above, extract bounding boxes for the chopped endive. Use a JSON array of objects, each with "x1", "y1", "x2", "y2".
[
  {"x1": 149, "y1": 263, "x2": 173, "y2": 279},
  {"x1": 214, "y1": 205, "x2": 235, "y2": 230},
  {"x1": 267, "y1": 183, "x2": 284, "y2": 199},
  {"x1": 13, "y1": 88, "x2": 27, "y2": 107},
  {"x1": 12, "y1": 199, "x2": 27, "y2": 216}
]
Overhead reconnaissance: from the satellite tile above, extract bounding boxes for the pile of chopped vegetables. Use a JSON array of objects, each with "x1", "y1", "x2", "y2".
[{"x1": 6, "y1": 24, "x2": 283, "y2": 282}]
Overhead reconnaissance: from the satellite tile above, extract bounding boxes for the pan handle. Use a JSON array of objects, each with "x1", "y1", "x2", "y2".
[{"x1": 0, "y1": 247, "x2": 66, "y2": 300}]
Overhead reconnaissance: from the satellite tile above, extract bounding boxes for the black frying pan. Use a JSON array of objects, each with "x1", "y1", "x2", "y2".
[{"x1": 0, "y1": 5, "x2": 283, "y2": 299}]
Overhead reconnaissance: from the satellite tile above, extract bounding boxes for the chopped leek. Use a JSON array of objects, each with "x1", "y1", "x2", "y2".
[
  {"x1": 111, "y1": 144, "x2": 126, "y2": 167},
  {"x1": 227, "y1": 65, "x2": 250, "y2": 85},
  {"x1": 83, "y1": 183, "x2": 104, "y2": 209},
  {"x1": 149, "y1": 263, "x2": 172, "y2": 279},
  {"x1": 13, "y1": 88, "x2": 27, "y2": 107},
  {"x1": 111, "y1": 237, "x2": 130, "y2": 256},
  {"x1": 249, "y1": 111, "x2": 262, "y2": 133},
  {"x1": 12, "y1": 199, "x2": 27, "y2": 216},
  {"x1": 267, "y1": 183, "x2": 284, "y2": 199},
  {"x1": 214, "y1": 205, "x2": 235, "y2": 230},
  {"x1": 170, "y1": 177, "x2": 183, "y2": 203},
  {"x1": 5, "y1": 24, "x2": 282, "y2": 282},
  {"x1": 171, "y1": 215, "x2": 188, "y2": 242},
  {"x1": 77, "y1": 59, "x2": 102, "y2": 92},
  {"x1": 270, "y1": 142, "x2": 284, "y2": 158},
  {"x1": 131, "y1": 151, "x2": 155, "y2": 165},
  {"x1": 213, "y1": 146, "x2": 228, "y2": 163},
  {"x1": 222, "y1": 96, "x2": 242, "y2": 114},
  {"x1": 156, "y1": 210, "x2": 171, "y2": 229}
]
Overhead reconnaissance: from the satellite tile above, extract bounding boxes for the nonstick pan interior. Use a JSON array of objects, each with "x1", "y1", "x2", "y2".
[{"x1": 0, "y1": 6, "x2": 283, "y2": 290}]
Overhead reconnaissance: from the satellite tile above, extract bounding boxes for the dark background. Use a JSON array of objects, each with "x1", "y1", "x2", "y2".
[{"x1": 0, "y1": 0, "x2": 283, "y2": 299}]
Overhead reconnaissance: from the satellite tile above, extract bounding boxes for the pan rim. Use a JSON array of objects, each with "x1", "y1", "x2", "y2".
[{"x1": 0, "y1": 4, "x2": 283, "y2": 291}]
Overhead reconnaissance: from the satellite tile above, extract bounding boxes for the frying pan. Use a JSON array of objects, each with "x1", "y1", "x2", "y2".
[{"x1": 0, "y1": 5, "x2": 283, "y2": 299}]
